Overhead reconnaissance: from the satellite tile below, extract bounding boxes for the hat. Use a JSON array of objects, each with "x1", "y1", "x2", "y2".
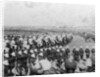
[
  {"x1": 52, "y1": 46, "x2": 55, "y2": 49},
  {"x1": 30, "y1": 49, "x2": 34, "y2": 53},
  {"x1": 5, "y1": 40, "x2": 9, "y2": 44},
  {"x1": 44, "y1": 48, "x2": 47, "y2": 51},
  {"x1": 39, "y1": 52, "x2": 43, "y2": 56},
  {"x1": 40, "y1": 48, "x2": 43, "y2": 52},
  {"x1": 24, "y1": 41, "x2": 27, "y2": 45},
  {"x1": 34, "y1": 49, "x2": 37, "y2": 52},
  {"x1": 19, "y1": 37, "x2": 23, "y2": 41},
  {"x1": 91, "y1": 48, "x2": 95, "y2": 53},
  {"x1": 24, "y1": 50, "x2": 28, "y2": 54},
  {"x1": 76, "y1": 48, "x2": 79, "y2": 51},
  {"x1": 11, "y1": 52, "x2": 16, "y2": 57},
  {"x1": 4, "y1": 53, "x2": 9, "y2": 58},
  {"x1": 31, "y1": 54, "x2": 35, "y2": 58},
  {"x1": 55, "y1": 45, "x2": 58, "y2": 48},
  {"x1": 26, "y1": 45, "x2": 30, "y2": 49},
  {"x1": 61, "y1": 48, "x2": 65, "y2": 52},
  {"x1": 29, "y1": 38, "x2": 33, "y2": 44},
  {"x1": 59, "y1": 46, "x2": 62, "y2": 49},
  {"x1": 18, "y1": 50, "x2": 22, "y2": 55},
  {"x1": 57, "y1": 49, "x2": 60, "y2": 52},
  {"x1": 3, "y1": 60, "x2": 9, "y2": 66},
  {"x1": 48, "y1": 47, "x2": 51, "y2": 50},
  {"x1": 85, "y1": 47, "x2": 90, "y2": 53},
  {"x1": 32, "y1": 36, "x2": 36, "y2": 40},
  {"x1": 4, "y1": 47, "x2": 9, "y2": 53},
  {"x1": 14, "y1": 45, "x2": 17, "y2": 49},
  {"x1": 11, "y1": 40, "x2": 15, "y2": 45}
]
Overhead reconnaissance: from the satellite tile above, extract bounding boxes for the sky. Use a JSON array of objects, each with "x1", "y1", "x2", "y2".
[{"x1": 4, "y1": 1, "x2": 95, "y2": 29}]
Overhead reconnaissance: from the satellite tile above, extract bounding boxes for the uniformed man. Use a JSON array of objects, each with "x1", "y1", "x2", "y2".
[{"x1": 85, "y1": 47, "x2": 92, "y2": 72}]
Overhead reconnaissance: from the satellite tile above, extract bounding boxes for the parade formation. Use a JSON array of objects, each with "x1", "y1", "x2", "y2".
[{"x1": 3, "y1": 33, "x2": 95, "y2": 76}]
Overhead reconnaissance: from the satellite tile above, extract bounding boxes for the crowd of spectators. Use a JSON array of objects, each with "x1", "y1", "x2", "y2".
[{"x1": 3, "y1": 33, "x2": 95, "y2": 76}]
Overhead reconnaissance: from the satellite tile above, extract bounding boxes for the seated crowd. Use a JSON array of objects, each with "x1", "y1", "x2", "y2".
[{"x1": 3, "y1": 33, "x2": 95, "y2": 76}]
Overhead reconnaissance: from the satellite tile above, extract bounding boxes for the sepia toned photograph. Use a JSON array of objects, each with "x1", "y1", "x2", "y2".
[{"x1": 3, "y1": 1, "x2": 95, "y2": 77}]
